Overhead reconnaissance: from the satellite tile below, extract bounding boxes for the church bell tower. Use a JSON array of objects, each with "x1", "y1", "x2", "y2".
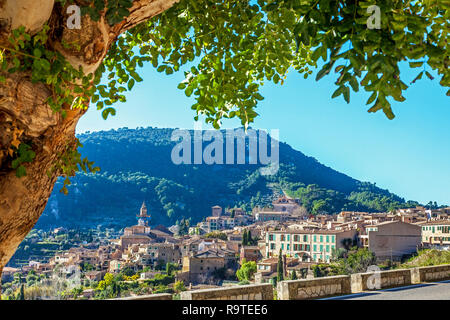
[{"x1": 137, "y1": 201, "x2": 151, "y2": 226}]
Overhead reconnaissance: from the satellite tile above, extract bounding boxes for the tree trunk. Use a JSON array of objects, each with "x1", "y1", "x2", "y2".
[{"x1": 0, "y1": 0, "x2": 179, "y2": 287}]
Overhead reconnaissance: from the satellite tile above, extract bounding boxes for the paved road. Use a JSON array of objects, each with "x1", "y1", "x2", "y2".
[{"x1": 322, "y1": 280, "x2": 450, "y2": 300}]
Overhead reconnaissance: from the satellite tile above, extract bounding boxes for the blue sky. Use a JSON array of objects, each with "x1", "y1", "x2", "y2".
[{"x1": 76, "y1": 63, "x2": 449, "y2": 205}]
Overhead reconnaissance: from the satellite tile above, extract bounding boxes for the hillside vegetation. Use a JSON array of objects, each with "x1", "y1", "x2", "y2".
[{"x1": 400, "y1": 249, "x2": 450, "y2": 268}]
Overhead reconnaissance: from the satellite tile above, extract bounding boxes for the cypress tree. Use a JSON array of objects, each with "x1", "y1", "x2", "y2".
[
  {"x1": 117, "y1": 283, "x2": 121, "y2": 297},
  {"x1": 277, "y1": 248, "x2": 284, "y2": 282},
  {"x1": 18, "y1": 284, "x2": 25, "y2": 300},
  {"x1": 242, "y1": 230, "x2": 248, "y2": 246},
  {"x1": 291, "y1": 269, "x2": 298, "y2": 280},
  {"x1": 247, "y1": 230, "x2": 253, "y2": 245}
]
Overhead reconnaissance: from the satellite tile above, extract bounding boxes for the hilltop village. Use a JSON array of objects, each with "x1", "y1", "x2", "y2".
[{"x1": 2, "y1": 196, "x2": 450, "y2": 299}]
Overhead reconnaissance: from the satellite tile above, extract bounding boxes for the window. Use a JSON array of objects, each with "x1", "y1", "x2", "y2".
[
  {"x1": 281, "y1": 244, "x2": 284, "y2": 250},
  {"x1": 326, "y1": 245, "x2": 330, "y2": 252},
  {"x1": 326, "y1": 235, "x2": 329, "y2": 243},
  {"x1": 313, "y1": 244, "x2": 317, "y2": 252},
  {"x1": 332, "y1": 235, "x2": 335, "y2": 243},
  {"x1": 320, "y1": 235, "x2": 323, "y2": 243},
  {"x1": 287, "y1": 244, "x2": 290, "y2": 251},
  {"x1": 303, "y1": 235, "x2": 308, "y2": 242},
  {"x1": 287, "y1": 234, "x2": 290, "y2": 241}
]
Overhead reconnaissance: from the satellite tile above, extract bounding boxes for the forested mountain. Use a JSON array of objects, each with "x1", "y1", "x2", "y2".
[{"x1": 35, "y1": 127, "x2": 418, "y2": 229}]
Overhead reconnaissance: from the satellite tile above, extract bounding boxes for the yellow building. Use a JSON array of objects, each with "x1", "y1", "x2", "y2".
[
  {"x1": 264, "y1": 229, "x2": 358, "y2": 263},
  {"x1": 419, "y1": 220, "x2": 450, "y2": 246}
]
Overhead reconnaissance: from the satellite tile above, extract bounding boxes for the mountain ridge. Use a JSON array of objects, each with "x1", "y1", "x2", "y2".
[{"x1": 35, "y1": 127, "x2": 418, "y2": 229}]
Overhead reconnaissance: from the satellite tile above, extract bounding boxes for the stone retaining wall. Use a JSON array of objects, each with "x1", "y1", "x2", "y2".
[
  {"x1": 359, "y1": 269, "x2": 411, "y2": 291},
  {"x1": 416, "y1": 264, "x2": 450, "y2": 282},
  {"x1": 112, "y1": 264, "x2": 450, "y2": 300},
  {"x1": 112, "y1": 293, "x2": 173, "y2": 300},
  {"x1": 277, "y1": 275, "x2": 351, "y2": 300},
  {"x1": 180, "y1": 284, "x2": 273, "y2": 300}
]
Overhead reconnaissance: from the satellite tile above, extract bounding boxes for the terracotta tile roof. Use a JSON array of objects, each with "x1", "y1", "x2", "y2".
[{"x1": 419, "y1": 219, "x2": 450, "y2": 226}]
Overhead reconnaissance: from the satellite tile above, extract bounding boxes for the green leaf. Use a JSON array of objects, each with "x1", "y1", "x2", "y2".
[
  {"x1": 366, "y1": 92, "x2": 377, "y2": 105},
  {"x1": 15, "y1": 165, "x2": 27, "y2": 178},
  {"x1": 254, "y1": 93, "x2": 264, "y2": 101},
  {"x1": 102, "y1": 107, "x2": 116, "y2": 120},
  {"x1": 185, "y1": 86, "x2": 194, "y2": 97},
  {"x1": 33, "y1": 48, "x2": 42, "y2": 58},
  {"x1": 349, "y1": 78, "x2": 359, "y2": 92},
  {"x1": 331, "y1": 87, "x2": 343, "y2": 99},
  {"x1": 383, "y1": 106, "x2": 395, "y2": 120},
  {"x1": 343, "y1": 86, "x2": 350, "y2": 103},
  {"x1": 128, "y1": 78, "x2": 135, "y2": 90}
]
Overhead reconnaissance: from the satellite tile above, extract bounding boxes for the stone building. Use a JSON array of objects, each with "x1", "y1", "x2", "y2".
[
  {"x1": 239, "y1": 245, "x2": 262, "y2": 264},
  {"x1": 180, "y1": 248, "x2": 236, "y2": 284},
  {"x1": 138, "y1": 242, "x2": 182, "y2": 265},
  {"x1": 271, "y1": 196, "x2": 303, "y2": 215}
]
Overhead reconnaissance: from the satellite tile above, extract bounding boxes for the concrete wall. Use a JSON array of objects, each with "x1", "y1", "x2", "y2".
[
  {"x1": 112, "y1": 293, "x2": 173, "y2": 300},
  {"x1": 180, "y1": 284, "x2": 273, "y2": 300},
  {"x1": 277, "y1": 275, "x2": 351, "y2": 300}
]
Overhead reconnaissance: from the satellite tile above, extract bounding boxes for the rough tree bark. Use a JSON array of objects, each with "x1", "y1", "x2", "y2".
[{"x1": 0, "y1": 0, "x2": 179, "y2": 289}]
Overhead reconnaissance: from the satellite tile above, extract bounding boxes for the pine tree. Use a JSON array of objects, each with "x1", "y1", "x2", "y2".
[{"x1": 277, "y1": 248, "x2": 284, "y2": 282}]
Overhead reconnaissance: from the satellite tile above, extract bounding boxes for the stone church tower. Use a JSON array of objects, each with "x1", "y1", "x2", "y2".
[{"x1": 137, "y1": 201, "x2": 151, "y2": 226}]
